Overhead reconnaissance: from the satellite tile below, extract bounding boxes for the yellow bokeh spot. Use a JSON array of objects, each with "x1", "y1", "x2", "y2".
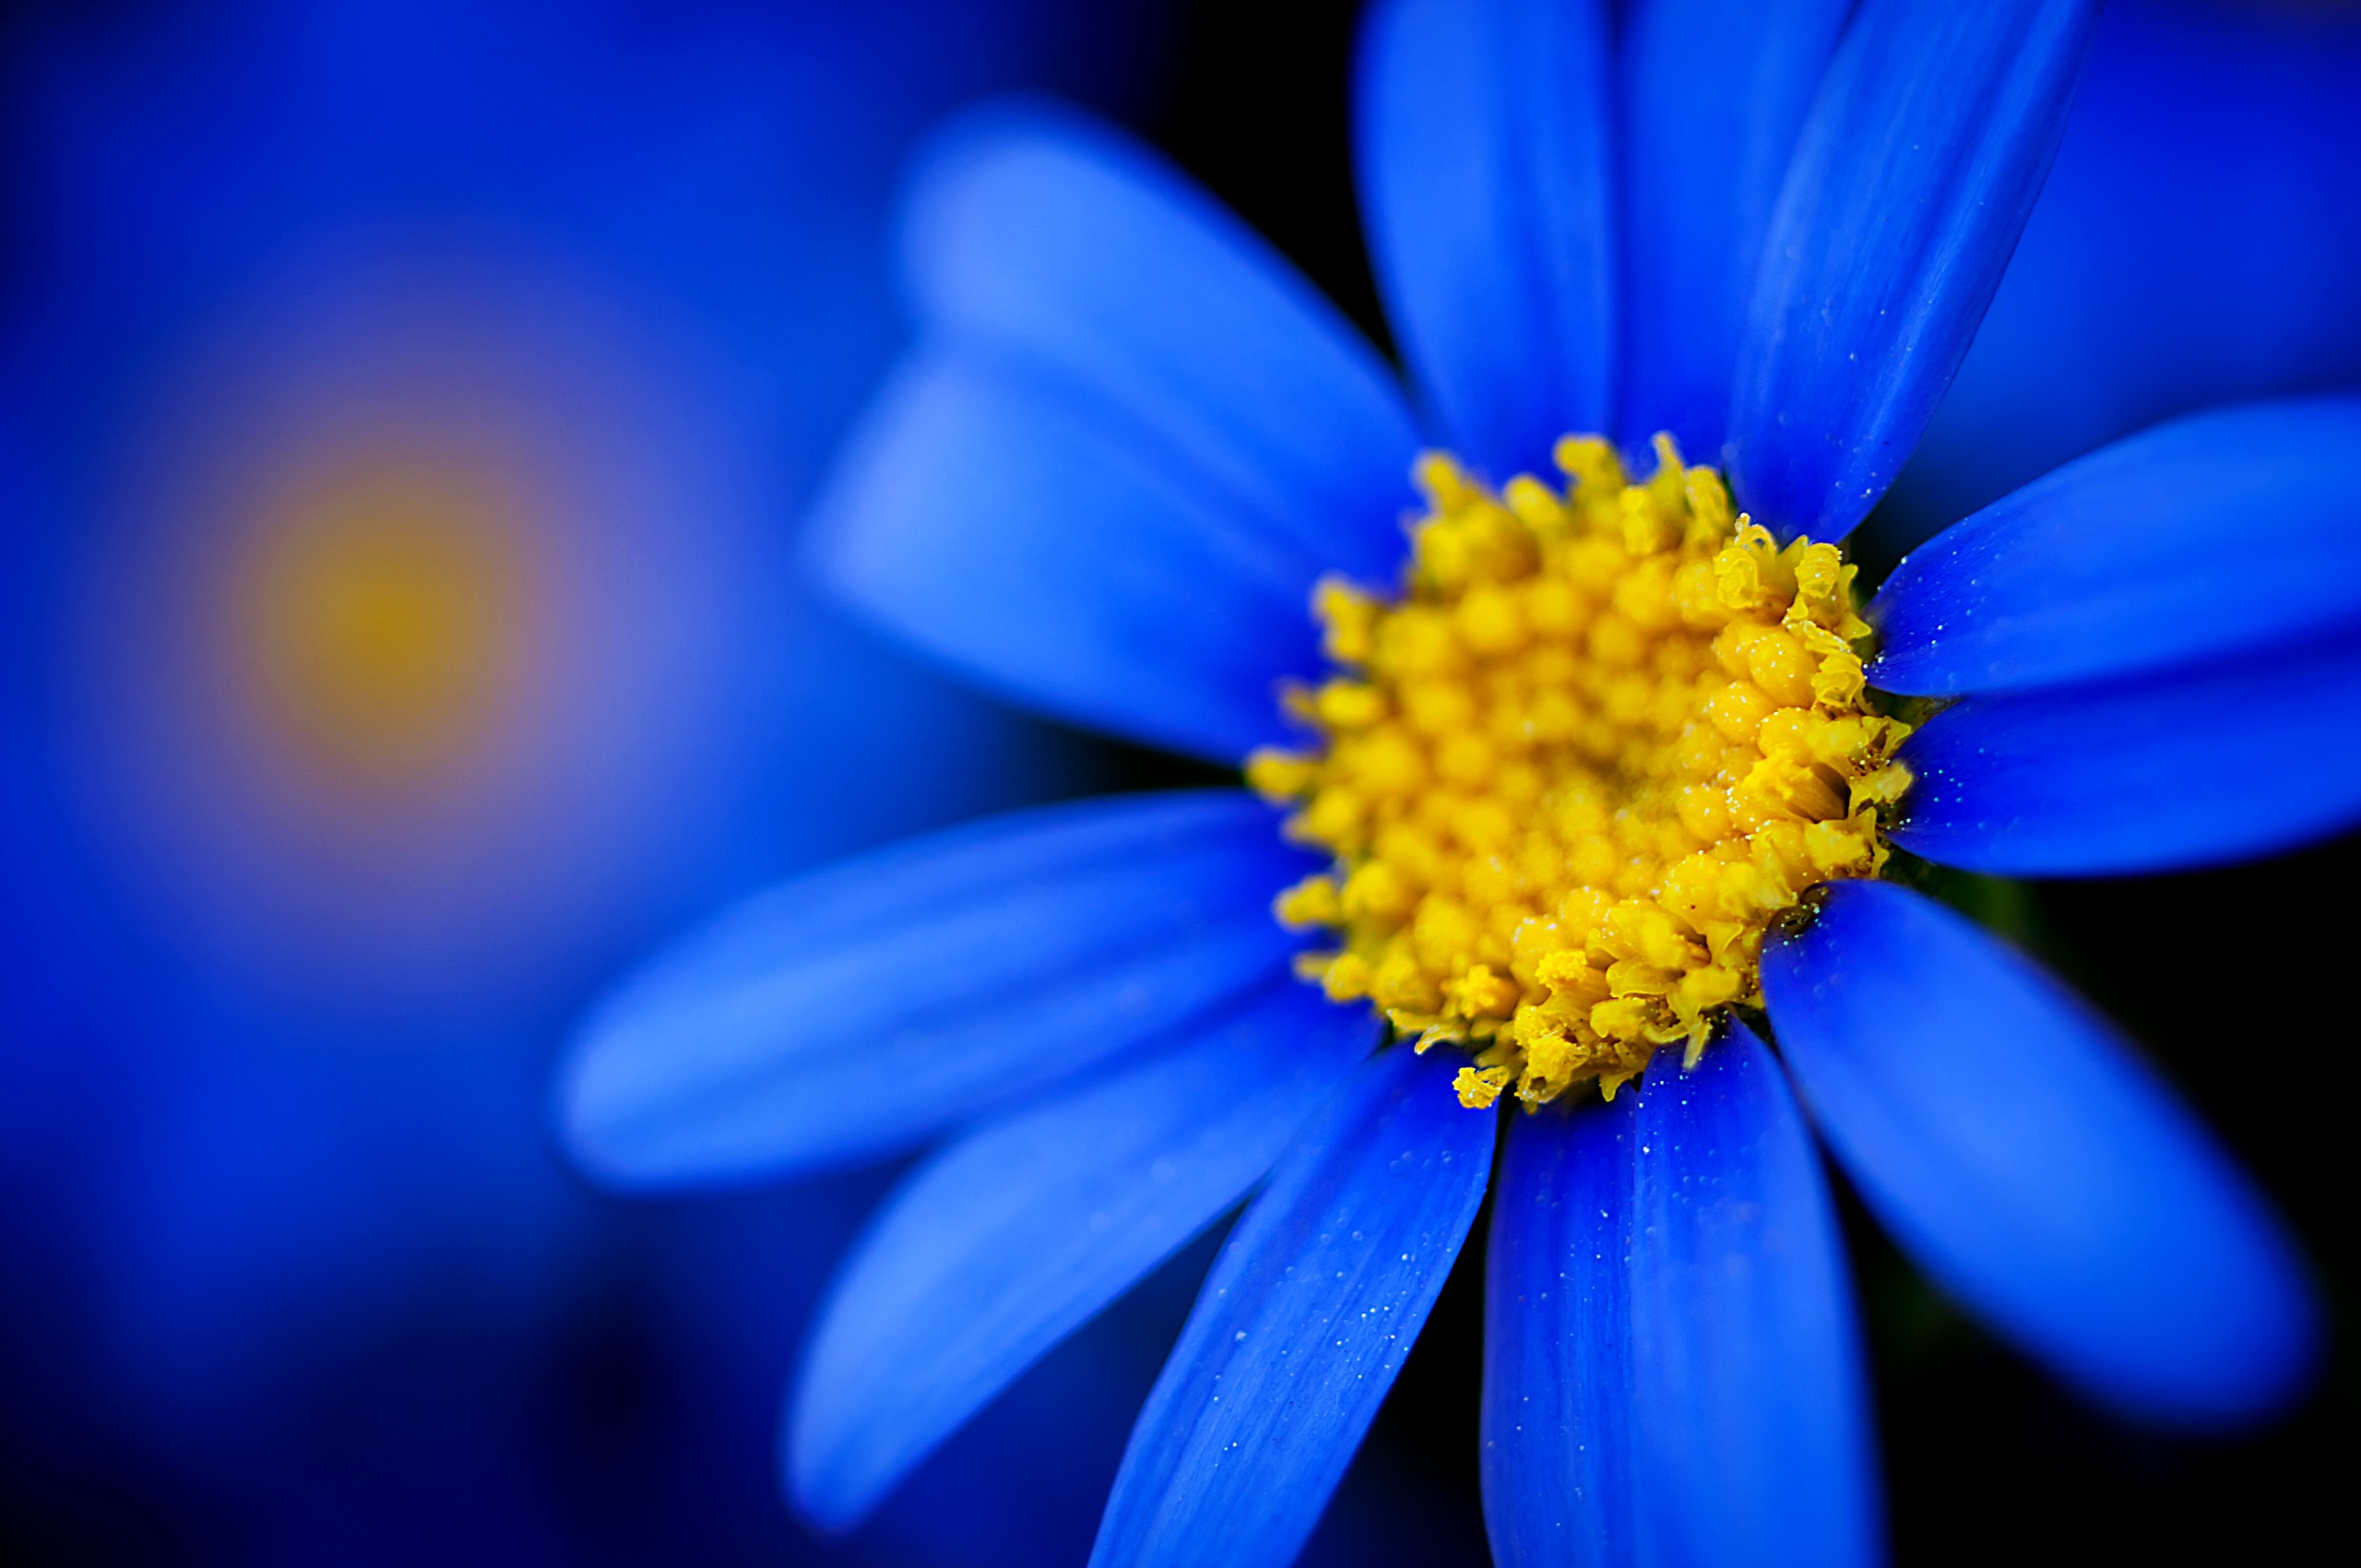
[
  {"x1": 231, "y1": 455, "x2": 530, "y2": 793},
  {"x1": 1252, "y1": 434, "x2": 1913, "y2": 1109}
]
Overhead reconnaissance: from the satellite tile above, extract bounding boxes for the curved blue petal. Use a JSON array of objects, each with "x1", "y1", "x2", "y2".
[
  {"x1": 897, "y1": 102, "x2": 1418, "y2": 588},
  {"x1": 812, "y1": 350, "x2": 1323, "y2": 764},
  {"x1": 1727, "y1": 0, "x2": 2102, "y2": 540},
  {"x1": 1088, "y1": 1045, "x2": 1494, "y2": 1568},
  {"x1": 1355, "y1": 0, "x2": 1615, "y2": 481},
  {"x1": 1872, "y1": 398, "x2": 2361, "y2": 696},
  {"x1": 1616, "y1": 0, "x2": 1851, "y2": 460},
  {"x1": 1764, "y1": 881, "x2": 2322, "y2": 1428},
  {"x1": 1889, "y1": 626, "x2": 2361, "y2": 876},
  {"x1": 789, "y1": 980, "x2": 1375, "y2": 1531},
  {"x1": 1482, "y1": 1025, "x2": 1880, "y2": 1568},
  {"x1": 560, "y1": 791, "x2": 1313, "y2": 1189}
]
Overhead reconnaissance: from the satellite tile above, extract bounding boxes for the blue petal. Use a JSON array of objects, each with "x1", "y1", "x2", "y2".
[
  {"x1": 1088, "y1": 1045, "x2": 1494, "y2": 1568},
  {"x1": 1481, "y1": 1025, "x2": 1880, "y2": 1568},
  {"x1": 1890, "y1": 0, "x2": 2361, "y2": 529},
  {"x1": 560, "y1": 791, "x2": 1312, "y2": 1188},
  {"x1": 1616, "y1": 0, "x2": 1851, "y2": 461},
  {"x1": 1355, "y1": 0, "x2": 1616, "y2": 481},
  {"x1": 789, "y1": 981, "x2": 1374, "y2": 1531},
  {"x1": 896, "y1": 103, "x2": 1419, "y2": 589},
  {"x1": 1872, "y1": 398, "x2": 2361, "y2": 696},
  {"x1": 1764, "y1": 881, "x2": 2322, "y2": 1427},
  {"x1": 1482, "y1": 1100, "x2": 1634, "y2": 1568},
  {"x1": 1889, "y1": 626, "x2": 2361, "y2": 876},
  {"x1": 1727, "y1": 0, "x2": 2102, "y2": 540},
  {"x1": 813, "y1": 350, "x2": 1323, "y2": 764}
]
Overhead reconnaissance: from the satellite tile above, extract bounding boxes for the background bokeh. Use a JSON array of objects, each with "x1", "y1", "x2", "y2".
[{"x1": 2, "y1": 1, "x2": 2354, "y2": 1563}]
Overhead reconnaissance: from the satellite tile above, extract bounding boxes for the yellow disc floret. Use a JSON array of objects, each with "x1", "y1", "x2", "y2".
[{"x1": 1248, "y1": 434, "x2": 1914, "y2": 1109}]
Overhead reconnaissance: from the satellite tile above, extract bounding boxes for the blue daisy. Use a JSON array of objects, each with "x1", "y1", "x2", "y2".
[
  {"x1": 0, "y1": 0, "x2": 1159, "y2": 1555},
  {"x1": 562, "y1": 2, "x2": 2336, "y2": 1562}
]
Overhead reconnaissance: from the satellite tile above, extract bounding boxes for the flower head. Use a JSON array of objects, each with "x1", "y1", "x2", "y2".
[{"x1": 564, "y1": 2, "x2": 2343, "y2": 1563}]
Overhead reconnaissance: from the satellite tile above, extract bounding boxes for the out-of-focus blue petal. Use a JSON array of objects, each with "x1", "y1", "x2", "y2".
[
  {"x1": 1728, "y1": 0, "x2": 2101, "y2": 540},
  {"x1": 1616, "y1": 0, "x2": 1850, "y2": 461},
  {"x1": 1088, "y1": 1045, "x2": 1494, "y2": 1568},
  {"x1": 1889, "y1": 628, "x2": 2361, "y2": 877},
  {"x1": 813, "y1": 350, "x2": 1323, "y2": 764},
  {"x1": 1891, "y1": 0, "x2": 2361, "y2": 529},
  {"x1": 789, "y1": 981, "x2": 1373, "y2": 1532},
  {"x1": 1765, "y1": 881, "x2": 2321, "y2": 1427},
  {"x1": 1872, "y1": 398, "x2": 2361, "y2": 696},
  {"x1": 1481, "y1": 1024, "x2": 1880, "y2": 1568},
  {"x1": 1355, "y1": 0, "x2": 1615, "y2": 481},
  {"x1": 560, "y1": 791, "x2": 1312, "y2": 1189},
  {"x1": 896, "y1": 103, "x2": 1419, "y2": 589}
]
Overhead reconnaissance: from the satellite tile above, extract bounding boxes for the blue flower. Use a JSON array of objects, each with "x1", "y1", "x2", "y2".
[
  {"x1": 562, "y1": 2, "x2": 2337, "y2": 1563},
  {"x1": 0, "y1": 0, "x2": 1156, "y2": 1556}
]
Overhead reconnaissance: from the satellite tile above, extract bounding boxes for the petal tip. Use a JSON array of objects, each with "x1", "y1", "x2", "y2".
[{"x1": 782, "y1": 1410, "x2": 877, "y2": 1539}]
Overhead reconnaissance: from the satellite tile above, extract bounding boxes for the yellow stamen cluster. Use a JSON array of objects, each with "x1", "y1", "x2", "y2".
[{"x1": 1248, "y1": 435, "x2": 1913, "y2": 1109}]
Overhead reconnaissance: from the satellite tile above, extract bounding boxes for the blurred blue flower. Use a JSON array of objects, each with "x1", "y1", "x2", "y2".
[
  {"x1": 563, "y1": 2, "x2": 2342, "y2": 1564},
  {"x1": 0, "y1": 0, "x2": 1168, "y2": 1560}
]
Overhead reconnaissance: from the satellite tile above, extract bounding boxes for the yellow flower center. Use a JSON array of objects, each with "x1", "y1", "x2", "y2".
[
  {"x1": 1247, "y1": 435, "x2": 1914, "y2": 1109},
  {"x1": 230, "y1": 451, "x2": 533, "y2": 796}
]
